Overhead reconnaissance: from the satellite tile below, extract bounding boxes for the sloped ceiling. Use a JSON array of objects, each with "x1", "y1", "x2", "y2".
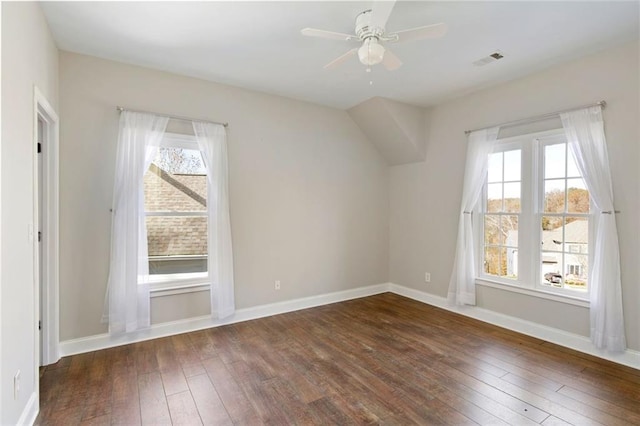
[{"x1": 348, "y1": 97, "x2": 426, "y2": 165}]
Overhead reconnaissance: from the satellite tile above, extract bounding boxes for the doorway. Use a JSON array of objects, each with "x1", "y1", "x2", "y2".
[
  {"x1": 37, "y1": 116, "x2": 44, "y2": 364},
  {"x1": 34, "y1": 88, "x2": 59, "y2": 367}
]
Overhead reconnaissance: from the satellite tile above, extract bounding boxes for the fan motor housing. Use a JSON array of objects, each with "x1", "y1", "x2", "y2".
[{"x1": 355, "y1": 9, "x2": 384, "y2": 40}]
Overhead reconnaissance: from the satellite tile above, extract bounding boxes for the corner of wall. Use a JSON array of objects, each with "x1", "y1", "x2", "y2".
[{"x1": 347, "y1": 97, "x2": 428, "y2": 165}]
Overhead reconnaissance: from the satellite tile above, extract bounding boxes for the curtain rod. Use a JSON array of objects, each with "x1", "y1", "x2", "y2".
[
  {"x1": 116, "y1": 106, "x2": 228, "y2": 128},
  {"x1": 464, "y1": 100, "x2": 606, "y2": 135}
]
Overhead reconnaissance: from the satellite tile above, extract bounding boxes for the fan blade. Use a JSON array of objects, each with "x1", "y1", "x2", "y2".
[
  {"x1": 324, "y1": 48, "x2": 358, "y2": 70},
  {"x1": 370, "y1": 0, "x2": 397, "y2": 29},
  {"x1": 391, "y1": 23, "x2": 448, "y2": 43},
  {"x1": 301, "y1": 28, "x2": 356, "y2": 41},
  {"x1": 382, "y1": 47, "x2": 402, "y2": 71}
]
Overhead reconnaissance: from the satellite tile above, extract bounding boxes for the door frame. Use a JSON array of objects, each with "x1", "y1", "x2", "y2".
[{"x1": 33, "y1": 87, "x2": 60, "y2": 366}]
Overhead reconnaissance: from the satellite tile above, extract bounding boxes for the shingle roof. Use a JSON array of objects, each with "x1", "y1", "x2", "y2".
[
  {"x1": 143, "y1": 165, "x2": 208, "y2": 256},
  {"x1": 541, "y1": 219, "x2": 588, "y2": 251},
  {"x1": 506, "y1": 219, "x2": 588, "y2": 257}
]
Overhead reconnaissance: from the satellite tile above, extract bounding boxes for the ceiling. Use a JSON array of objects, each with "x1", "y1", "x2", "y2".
[{"x1": 41, "y1": 1, "x2": 639, "y2": 110}]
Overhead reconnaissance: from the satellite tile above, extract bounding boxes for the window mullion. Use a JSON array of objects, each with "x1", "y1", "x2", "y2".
[
  {"x1": 533, "y1": 137, "x2": 542, "y2": 289},
  {"x1": 519, "y1": 139, "x2": 533, "y2": 289}
]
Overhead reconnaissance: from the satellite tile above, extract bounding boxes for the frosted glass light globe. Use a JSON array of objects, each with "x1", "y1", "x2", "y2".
[{"x1": 358, "y1": 38, "x2": 385, "y2": 66}]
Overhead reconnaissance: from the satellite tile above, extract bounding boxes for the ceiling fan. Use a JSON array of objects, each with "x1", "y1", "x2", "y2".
[{"x1": 301, "y1": 1, "x2": 447, "y2": 71}]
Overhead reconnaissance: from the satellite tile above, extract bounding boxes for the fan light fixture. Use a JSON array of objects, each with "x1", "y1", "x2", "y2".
[
  {"x1": 358, "y1": 38, "x2": 385, "y2": 66},
  {"x1": 301, "y1": 2, "x2": 448, "y2": 71}
]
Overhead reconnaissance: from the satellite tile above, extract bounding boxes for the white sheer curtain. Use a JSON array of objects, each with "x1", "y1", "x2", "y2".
[
  {"x1": 448, "y1": 127, "x2": 500, "y2": 306},
  {"x1": 561, "y1": 106, "x2": 626, "y2": 352},
  {"x1": 104, "y1": 111, "x2": 168, "y2": 334},
  {"x1": 193, "y1": 121, "x2": 235, "y2": 319}
]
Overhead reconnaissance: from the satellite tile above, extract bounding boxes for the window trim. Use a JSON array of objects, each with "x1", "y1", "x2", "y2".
[
  {"x1": 161, "y1": 132, "x2": 198, "y2": 149},
  {"x1": 476, "y1": 279, "x2": 590, "y2": 307},
  {"x1": 144, "y1": 132, "x2": 210, "y2": 294},
  {"x1": 474, "y1": 129, "x2": 591, "y2": 305}
]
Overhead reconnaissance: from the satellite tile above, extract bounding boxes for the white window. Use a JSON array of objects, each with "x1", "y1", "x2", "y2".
[
  {"x1": 482, "y1": 147, "x2": 522, "y2": 280},
  {"x1": 476, "y1": 130, "x2": 590, "y2": 301},
  {"x1": 143, "y1": 133, "x2": 210, "y2": 294}
]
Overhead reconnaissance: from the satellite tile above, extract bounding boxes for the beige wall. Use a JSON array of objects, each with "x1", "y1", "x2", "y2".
[
  {"x1": 1, "y1": 2, "x2": 59, "y2": 423},
  {"x1": 390, "y1": 41, "x2": 640, "y2": 350},
  {"x1": 58, "y1": 51, "x2": 389, "y2": 340}
]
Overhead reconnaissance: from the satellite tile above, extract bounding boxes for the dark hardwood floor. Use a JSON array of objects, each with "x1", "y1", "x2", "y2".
[{"x1": 36, "y1": 293, "x2": 640, "y2": 425}]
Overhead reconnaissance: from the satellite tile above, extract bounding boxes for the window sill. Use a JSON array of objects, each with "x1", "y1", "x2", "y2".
[
  {"x1": 147, "y1": 273, "x2": 210, "y2": 298},
  {"x1": 150, "y1": 282, "x2": 210, "y2": 298},
  {"x1": 476, "y1": 278, "x2": 590, "y2": 308}
]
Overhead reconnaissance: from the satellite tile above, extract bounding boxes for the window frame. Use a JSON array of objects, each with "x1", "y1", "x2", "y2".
[
  {"x1": 535, "y1": 134, "x2": 592, "y2": 299},
  {"x1": 474, "y1": 129, "x2": 591, "y2": 306},
  {"x1": 476, "y1": 139, "x2": 530, "y2": 286},
  {"x1": 143, "y1": 132, "x2": 210, "y2": 296}
]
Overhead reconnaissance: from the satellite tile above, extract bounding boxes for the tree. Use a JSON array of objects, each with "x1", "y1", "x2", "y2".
[
  {"x1": 567, "y1": 187, "x2": 589, "y2": 213},
  {"x1": 484, "y1": 187, "x2": 588, "y2": 277},
  {"x1": 484, "y1": 198, "x2": 519, "y2": 277},
  {"x1": 154, "y1": 147, "x2": 205, "y2": 175},
  {"x1": 542, "y1": 188, "x2": 589, "y2": 230}
]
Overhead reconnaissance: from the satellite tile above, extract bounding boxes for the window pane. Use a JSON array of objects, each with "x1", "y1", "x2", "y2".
[
  {"x1": 564, "y1": 254, "x2": 588, "y2": 291},
  {"x1": 488, "y1": 152, "x2": 503, "y2": 183},
  {"x1": 503, "y1": 183, "x2": 520, "y2": 212},
  {"x1": 541, "y1": 251, "x2": 563, "y2": 287},
  {"x1": 545, "y1": 143, "x2": 566, "y2": 179},
  {"x1": 154, "y1": 147, "x2": 206, "y2": 175},
  {"x1": 502, "y1": 215, "x2": 518, "y2": 246},
  {"x1": 564, "y1": 217, "x2": 588, "y2": 255},
  {"x1": 484, "y1": 246, "x2": 500, "y2": 276},
  {"x1": 503, "y1": 150, "x2": 521, "y2": 181},
  {"x1": 484, "y1": 215, "x2": 500, "y2": 245},
  {"x1": 147, "y1": 216, "x2": 208, "y2": 275},
  {"x1": 541, "y1": 216, "x2": 563, "y2": 250},
  {"x1": 567, "y1": 179, "x2": 589, "y2": 213},
  {"x1": 150, "y1": 257, "x2": 207, "y2": 275},
  {"x1": 147, "y1": 216, "x2": 208, "y2": 256},
  {"x1": 567, "y1": 149, "x2": 581, "y2": 178},
  {"x1": 144, "y1": 148, "x2": 207, "y2": 212},
  {"x1": 504, "y1": 247, "x2": 518, "y2": 279},
  {"x1": 544, "y1": 179, "x2": 565, "y2": 213},
  {"x1": 487, "y1": 183, "x2": 502, "y2": 212},
  {"x1": 497, "y1": 246, "x2": 508, "y2": 277}
]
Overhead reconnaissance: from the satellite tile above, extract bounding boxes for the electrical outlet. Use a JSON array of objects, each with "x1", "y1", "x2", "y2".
[
  {"x1": 14, "y1": 370, "x2": 20, "y2": 400},
  {"x1": 425, "y1": 272, "x2": 431, "y2": 283},
  {"x1": 275, "y1": 280, "x2": 281, "y2": 290}
]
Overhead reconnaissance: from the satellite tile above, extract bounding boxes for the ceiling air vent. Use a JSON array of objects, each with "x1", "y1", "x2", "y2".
[{"x1": 473, "y1": 51, "x2": 505, "y2": 67}]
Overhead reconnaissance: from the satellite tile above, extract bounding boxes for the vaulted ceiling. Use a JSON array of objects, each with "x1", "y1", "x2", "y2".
[{"x1": 42, "y1": 1, "x2": 639, "y2": 109}]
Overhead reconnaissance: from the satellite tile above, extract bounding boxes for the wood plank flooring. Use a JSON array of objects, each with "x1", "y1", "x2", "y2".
[{"x1": 36, "y1": 293, "x2": 640, "y2": 425}]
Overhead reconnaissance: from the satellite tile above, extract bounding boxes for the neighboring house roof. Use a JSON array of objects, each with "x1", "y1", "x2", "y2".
[
  {"x1": 541, "y1": 219, "x2": 588, "y2": 251},
  {"x1": 143, "y1": 164, "x2": 208, "y2": 257},
  {"x1": 144, "y1": 164, "x2": 206, "y2": 212},
  {"x1": 505, "y1": 219, "x2": 588, "y2": 264}
]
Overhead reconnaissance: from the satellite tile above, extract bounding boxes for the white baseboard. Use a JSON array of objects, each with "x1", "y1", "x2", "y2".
[
  {"x1": 388, "y1": 283, "x2": 640, "y2": 371},
  {"x1": 17, "y1": 391, "x2": 38, "y2": 426},
  {"x1": 60, "y1": 283, "x2": 389, "y2": 356},
  {"x1": 59, "y1": 282, "x2": 639, "y2": 371}
]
